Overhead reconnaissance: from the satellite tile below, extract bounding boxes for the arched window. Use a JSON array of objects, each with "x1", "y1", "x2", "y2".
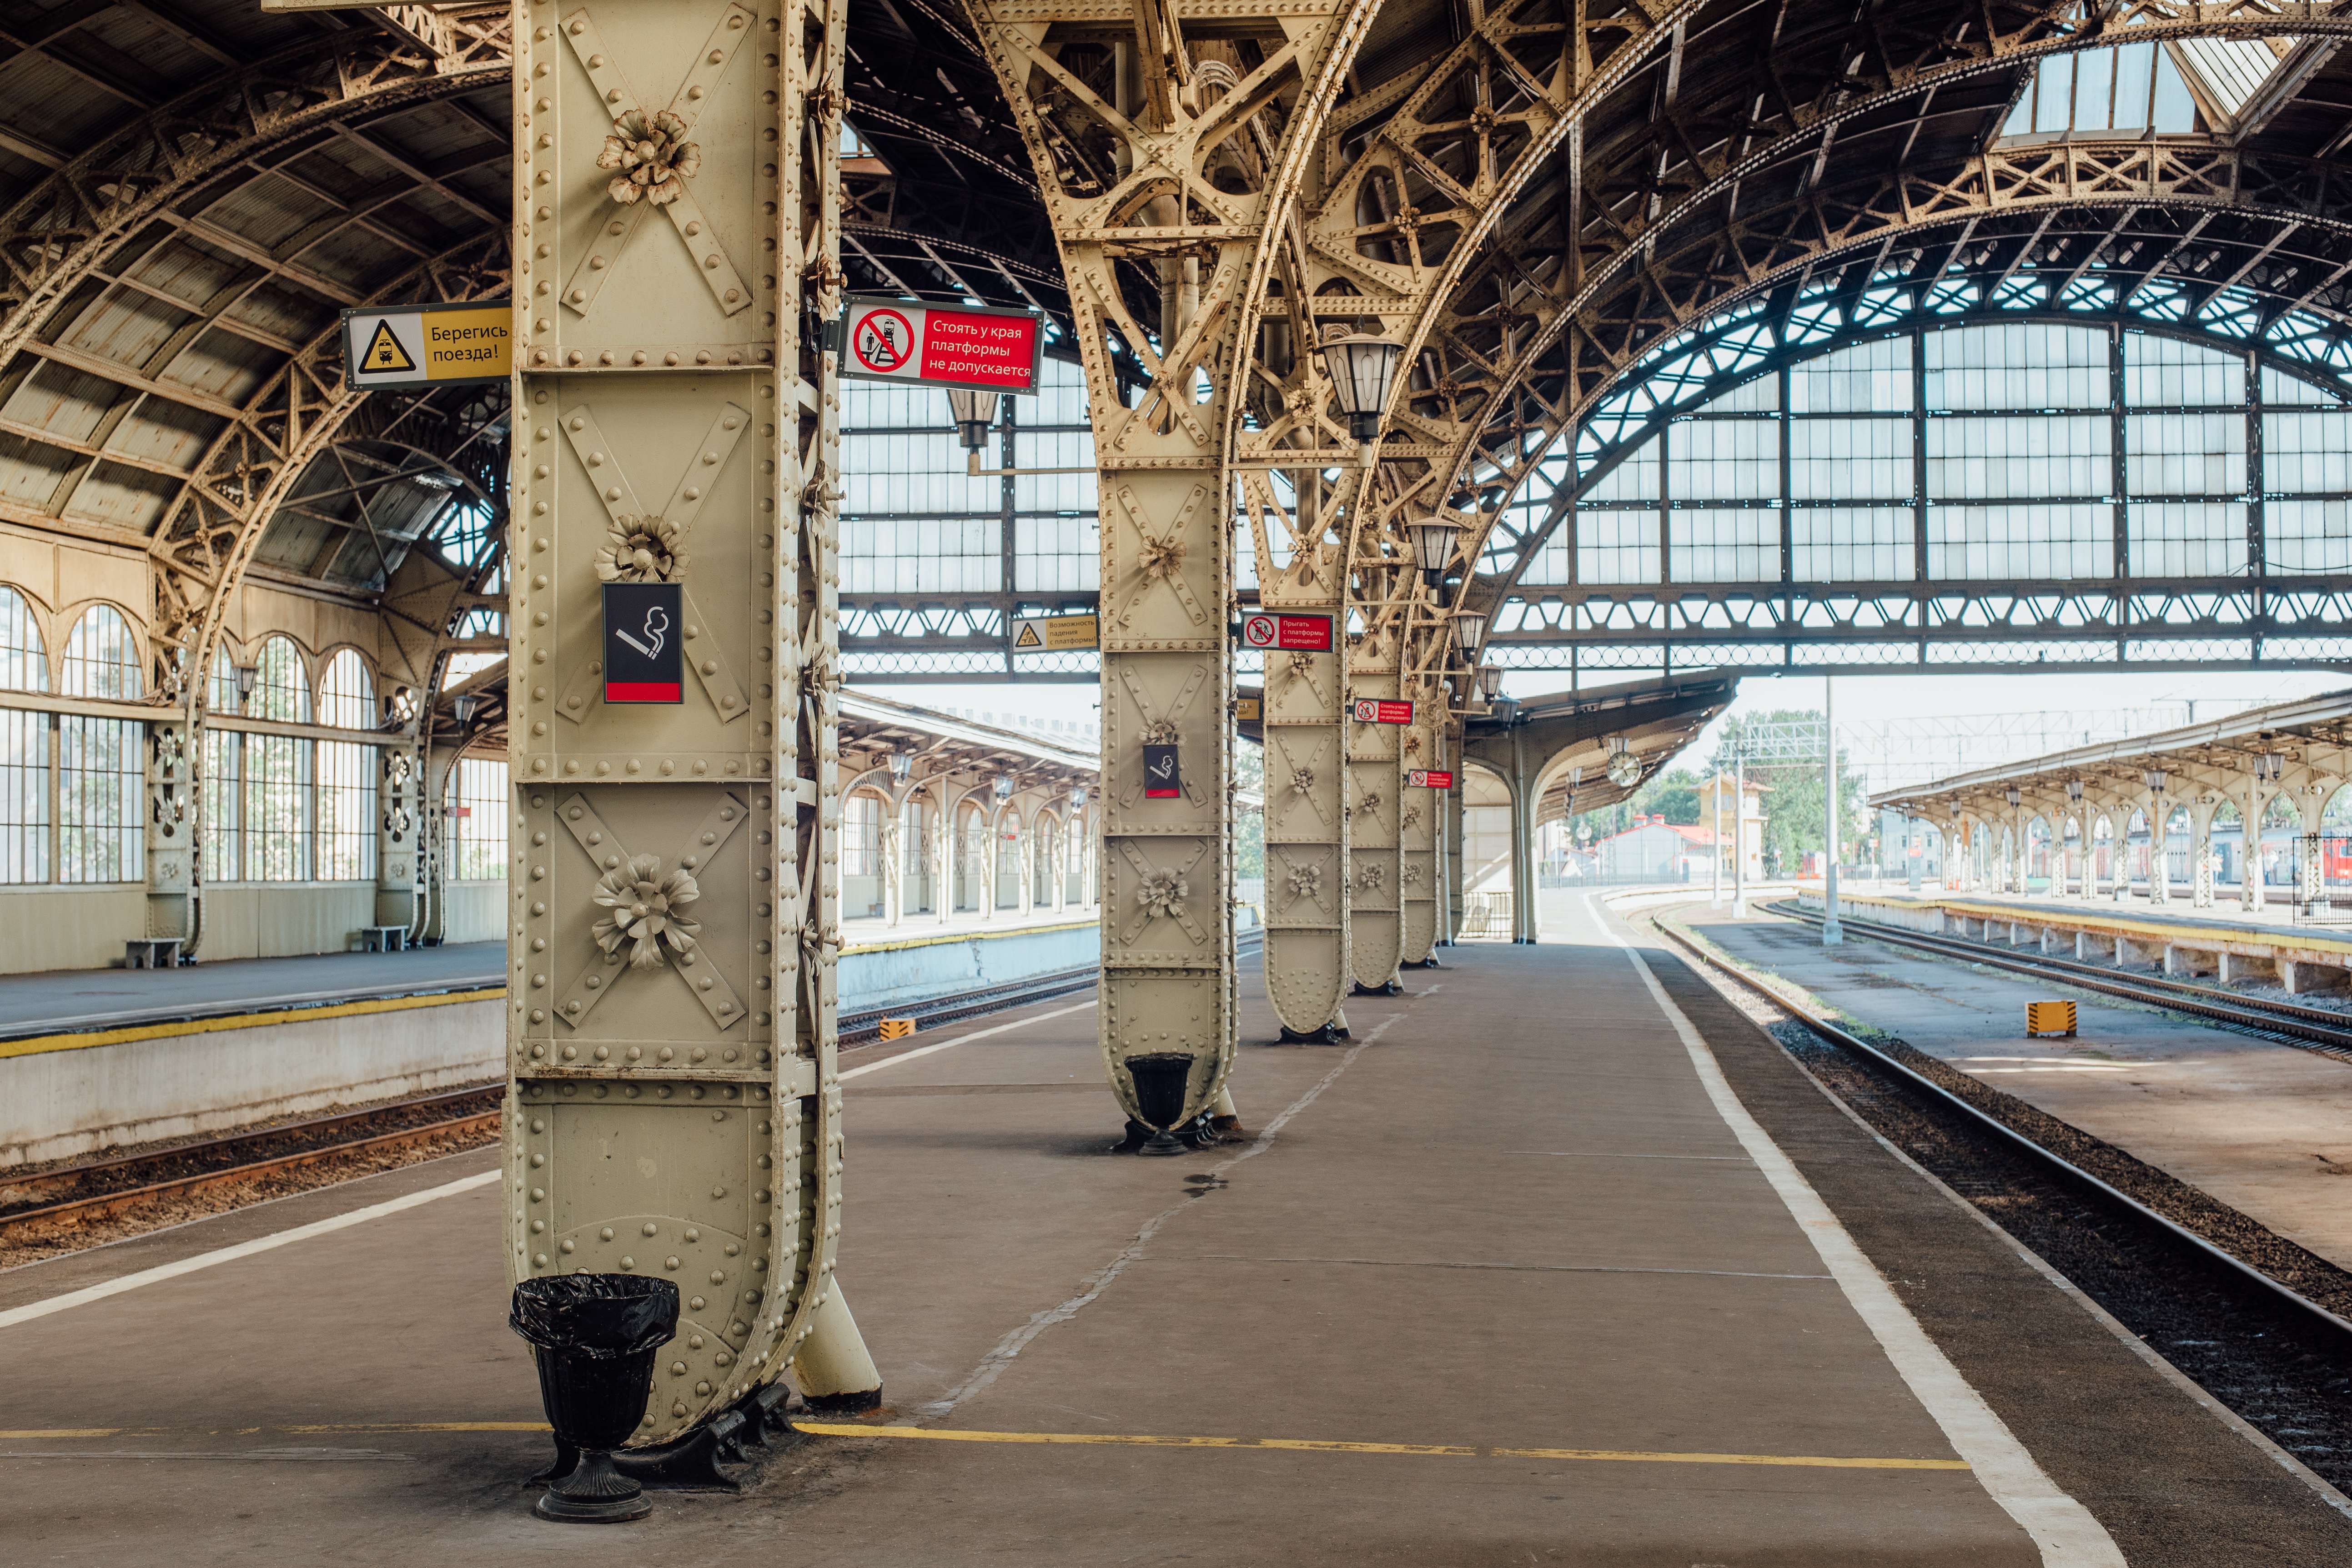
[
  {"x1": 251, "y1": 636, "x2": 308, "y2": 723},
  {"x1": 317, "y1": 650, "x2": 374, "y2": 729},
  {"x1": 60, "y1": 604, "x2": 139, "y2": 699},
  {"x1": 0, "y1": 587, "x2": 46, "y2": 692},
  {"x1": 243, "y1": 637, "x2": 311, "y2": 879},
  {"x1": 842, "y1": 792, "x2": 883, "y2": 919},
  {"x1": 447, "y1": 756, "x2": 510, "y2": 879},
  {"x1": 209, "y1": 646, "x2": 241, "y2": 711}
]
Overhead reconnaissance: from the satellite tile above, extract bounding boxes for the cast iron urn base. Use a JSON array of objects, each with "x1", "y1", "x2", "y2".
[
  {"x1": 1120, "y1": 1052, "x2": 1196, "y2": 1155},
  {"x1": 510, "y1": 1273, "x2": 680, "y2": 1523}
]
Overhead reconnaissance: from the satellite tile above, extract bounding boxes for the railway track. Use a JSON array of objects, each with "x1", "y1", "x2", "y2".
[
  {"x1": 3, "y1": 950, "x2": 1196, "y2": 1246},
  {"x1": 1763, "y1": 900, "x2": 2352, "y2": 1064},
  {"x1": 0, "y1": 1088, "x2": 505, "y2": 1241},
  {"x1": 1645, "y1": 911, "x2": 2352, "y2": 1362}
]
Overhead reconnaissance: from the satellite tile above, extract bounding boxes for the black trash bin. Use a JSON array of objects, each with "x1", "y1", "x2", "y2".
[{"x1": 509, "y1": 1274, "x2": 679, "y2": 1523}]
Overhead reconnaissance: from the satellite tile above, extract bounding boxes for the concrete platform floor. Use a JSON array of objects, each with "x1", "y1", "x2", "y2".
[
  {"x1": 1689, "y1": 904, "x2": 2352, "y2": 1271},
  {"x1": 2, "y1": 910, "x2": 2343, "y2": 1564}
]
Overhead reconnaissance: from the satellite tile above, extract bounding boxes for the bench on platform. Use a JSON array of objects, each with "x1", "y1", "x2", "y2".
[
  {"x1": 353, "y1": 925, "x2": 409, "y2": 953},
  {"x1": 123, "y1": 937, "x2": 181, "y2": 969}
]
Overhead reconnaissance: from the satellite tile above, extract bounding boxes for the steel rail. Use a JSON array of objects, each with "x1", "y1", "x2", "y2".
[
  {"x1": 0, "y1": 1100, "x2": 503, "y2": 1240},
  {"x1": 1641, "y1": 911, "x2": 2352, "y2": 1355},
  {"x1": 1764, "y1": 901, "x2": 2352, "y2": 1065}
]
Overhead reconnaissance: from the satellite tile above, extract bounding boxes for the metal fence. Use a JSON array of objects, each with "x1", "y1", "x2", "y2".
[{"x1": 1460, "y1": 891, "x2": 1515, "y2": 939}]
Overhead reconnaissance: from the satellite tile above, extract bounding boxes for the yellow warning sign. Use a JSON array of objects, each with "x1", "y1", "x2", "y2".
[
  {"x1": 342, "y1": 301, "x2": 511, "y2": 390},
  {"x1": 1235, "y1": 695, "x2": 1261, "y2": 724},
  {"x1": 361, "y1": 319, "x2": 417, "y2": 374},
  {"x1": 1010, "y1": 613, "x2": 1098, "y2": 653}
]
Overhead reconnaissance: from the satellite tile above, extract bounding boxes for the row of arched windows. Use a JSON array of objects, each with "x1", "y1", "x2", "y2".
[
  {"x1": 839, "y1": 789, "x2": 1092, "y2": 920},
  {"x1": 0, "y1": 584, "x2": 392, "y2": 887}
]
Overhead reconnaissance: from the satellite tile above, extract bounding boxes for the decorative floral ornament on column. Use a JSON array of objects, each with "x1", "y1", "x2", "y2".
[
  {"x1": 595, "y1": 516, "x2": 689, "y2": 583},
  {"x1": 1401, "y1": 861, "x2": 1423, "y2": 886},
  {"x1": 1137, "y1": 868, "x2": 1189, "y2": 921},
  {"x1": 1360, "y1": 790, "x2": 1381, "y2": 817},
  {"x1": 592, "y1": 854, "x2": 702, "y2": 969},
  {"x1": 1142, "y1": 718, "x2": 1178, "y2": 747},
  {"x1": 1288, "y1": 766, "x2": 1315, "y2": 799},
  {"x1": 1285, "y1": 862, "x2": 1322, "y2": 903},
  {"x1": 1403, "y1": 730, "x2": 1422, "y2": 756},
  {"x1": 1400, "y1": 803, "x2": 1422, "y2": 830},
  {"x1": 1136, "y1": 535, "x2": 1187, "y2": 583},
  {"x1": 1357, "y1": 862, "x2": 1386, "y2": 892},
  {"x1": 598, "y1": 109, "x2": 701, "y2": 206}
]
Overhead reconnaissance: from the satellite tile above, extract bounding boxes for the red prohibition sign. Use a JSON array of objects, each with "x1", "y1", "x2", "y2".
[{"x1": 853, "y1": 307, "x2": 915, "y2": 374}]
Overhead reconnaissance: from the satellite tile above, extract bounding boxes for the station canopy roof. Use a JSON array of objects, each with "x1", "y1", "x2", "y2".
[{"x1": 1871, "y1": 689, "x2": 2352, "y2": 823}]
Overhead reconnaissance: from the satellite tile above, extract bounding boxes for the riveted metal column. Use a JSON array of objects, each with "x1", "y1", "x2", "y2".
[
  {"x1": 1397, "y1": 648, "x2": 1441, "y2": 965},
  {"x1": 144, "y1": 704, "x2": 196, "y2": 950},
  {"x1": 968, "y1": 0, "x2": 1377, "y2": 1132},
  {"x1": 1247, "y1": 472, "x2": 1348, "y2": 1038},
  {"x1": 377, "y1": 721, "x2": 425, "y2": 934},
  {"x1": 1347, "y1": 589, "x2": 1404, "y2": 990},
  {"x1": 504, "y1": 0, "x2": 864, "y2": 1448}
]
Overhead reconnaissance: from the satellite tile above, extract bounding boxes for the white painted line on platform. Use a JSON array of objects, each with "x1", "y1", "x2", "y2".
[
  {"x1": 839, "y1": 1001, "x2": 1096, "y2": 1081},
  {"x1": 1585, "y1": 893, "x2": 2126, "y2": 1568},
  {"x1": 0, "y1": 1170, "x2": 501, "y2": 1333}
]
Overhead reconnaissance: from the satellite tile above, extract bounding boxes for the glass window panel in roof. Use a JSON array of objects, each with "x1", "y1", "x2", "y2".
[
  {"x1": 2124, "y1": 333, "x2": 2239, "y2": 406},
  {"x1": 1924, "y1": 323, "x2": 2105, "y2": 410},
  {"x1": 1667, "y1": 418, "x2": 1775, "y2": 502},
  {"x1": 1790, "y1": 417, "x2": 1911, "y2": 501},
  {"x1": 1581, "y1": 434, "x2": 1659, "y2": 503},
  {"x1": 1793, "y1": 508, "x2": 1913, "y2": 582},
  {"x1": 2261, "y1": 366, "x2": 2336, "y2": 407},
  {"x1": 1926, "y1": 503, "x2": 2111, "y2": 579},
  {"x1": 1575, "y1": 510, "x2": 1660, "y2": 585},
  {"x1": 2271, "y1": 499, "x2": 2352, "y2": 573},
  {"x1": 1788, "y1": 336, "x2": 1910, "y2": 414},
  {"x1": 1926, "y1": 415, "x2": 2109, "y2": 500},
  {"x1": 1013, "y1": 514, "x2": 1099, "y2": 593},
  {"x1": 2264, "y1": 411, "x2": 2352, "y2": 493},
  {"x1": 1667, "y1": 508, "x2": 1777, "y2": 583},
  {"x1": 1012, "y1": 428, "x2": 1096, "y2": 512},
  {"x1": 2126, "y1": 412, "x2": 2244, "y2": 496},
  {"x1": 2126, "y1": 502, "x2": 2247, "y2": 576}
]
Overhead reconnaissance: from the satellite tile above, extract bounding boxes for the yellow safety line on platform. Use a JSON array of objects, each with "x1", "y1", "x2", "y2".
[
  {"x1": 0, "y1": 1420, "x2": 1970, "y2": 1470},
  {"x1": 794, "y1": 1423, "x2": 1970, "y2": 1470},
  {"x1": 0, "y1": 986, "x2": 507, "y2": 1061}
]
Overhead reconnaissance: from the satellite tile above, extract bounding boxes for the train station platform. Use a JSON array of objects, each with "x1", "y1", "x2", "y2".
[
  {"x1": 1801, "y1": 888, "x2": 2352, "y2": 995},
  {"x1": 10, "y1": 904, "x2": 2350, "y2": 1564}
]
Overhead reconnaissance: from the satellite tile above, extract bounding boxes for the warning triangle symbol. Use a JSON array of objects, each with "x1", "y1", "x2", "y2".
[
  {"x1": 1014, "y1": 623, "x2": 1042, "y2": 649},
  {"x1": 361, "y1": 320, "x2": 417, "y2": 374}
]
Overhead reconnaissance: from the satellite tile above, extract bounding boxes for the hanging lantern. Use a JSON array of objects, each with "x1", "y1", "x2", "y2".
[
  {"x1": 1408, "y1": 517, "x2": 1459, "y2": 588},
  {"x1": 1449, "y1": 608, "x2": 1487, "y2": 663},
  {"x1": 945, "y1": 388, "x2": 1002, "y2": 452},
  {"x1": 2066, "y1": 778, "x2": 2084, "y2": 801},
  {"x1": 2143, "y1": 768, "x2": 2168, "y2": 793},
  {"x1": 888, "y1": 749, "x2": 913, "y2": 781},
  {"x1": 1477, "y1": 665, "x2": 1503, "y2": 701},
  {"x1": 1319, "y1": 332, "x2": 1402, "y2": 441}
]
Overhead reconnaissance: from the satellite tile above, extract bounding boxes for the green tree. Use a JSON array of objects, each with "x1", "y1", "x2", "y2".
[{"x1": 1704, "y1": 709, "x2": 1870, "y2": 875}]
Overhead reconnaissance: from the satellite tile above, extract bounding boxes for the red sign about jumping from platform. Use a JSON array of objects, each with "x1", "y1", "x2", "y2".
[
  {"x1": 839, "y1": 296, "x2": 1041, "y2": 393},
  {"x1": 1240, "y1": 611, "x2": 1333, "y2": 652},
  {"x1": 1351, "y1": 698, "x2": 1414, "y2": 725},
  {"x1": 1407, "y1": 769, "x2": 1455, "y2": 789}
]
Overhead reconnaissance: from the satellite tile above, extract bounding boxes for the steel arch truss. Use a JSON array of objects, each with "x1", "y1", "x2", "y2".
[{"x1": 0, "y1": 17, "x2": 512, "y2": 365}]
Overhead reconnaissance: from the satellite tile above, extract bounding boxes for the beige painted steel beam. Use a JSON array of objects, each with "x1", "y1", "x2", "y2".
[
  {"x1": 498, "y1": 0, "x2": 867, "y2": 1448},
  {"x1": 965, "y1": 0, "x2": 1382, "y2": 1131}
]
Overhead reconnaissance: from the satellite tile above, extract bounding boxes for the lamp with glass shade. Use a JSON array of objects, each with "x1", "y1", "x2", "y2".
[
  {"x1": 1408, "y1": 516, "x2": 1459, "y2": 591},
  {"x1": 1449, "y1": 608, "x2": 1486, "y2": 664},
  {"x1": 945, "y1": 388, "x2": 1001, "y2": 452},
  {"x1": 1320, "y1": 332, "x2": 1402, "y2": 442}
]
